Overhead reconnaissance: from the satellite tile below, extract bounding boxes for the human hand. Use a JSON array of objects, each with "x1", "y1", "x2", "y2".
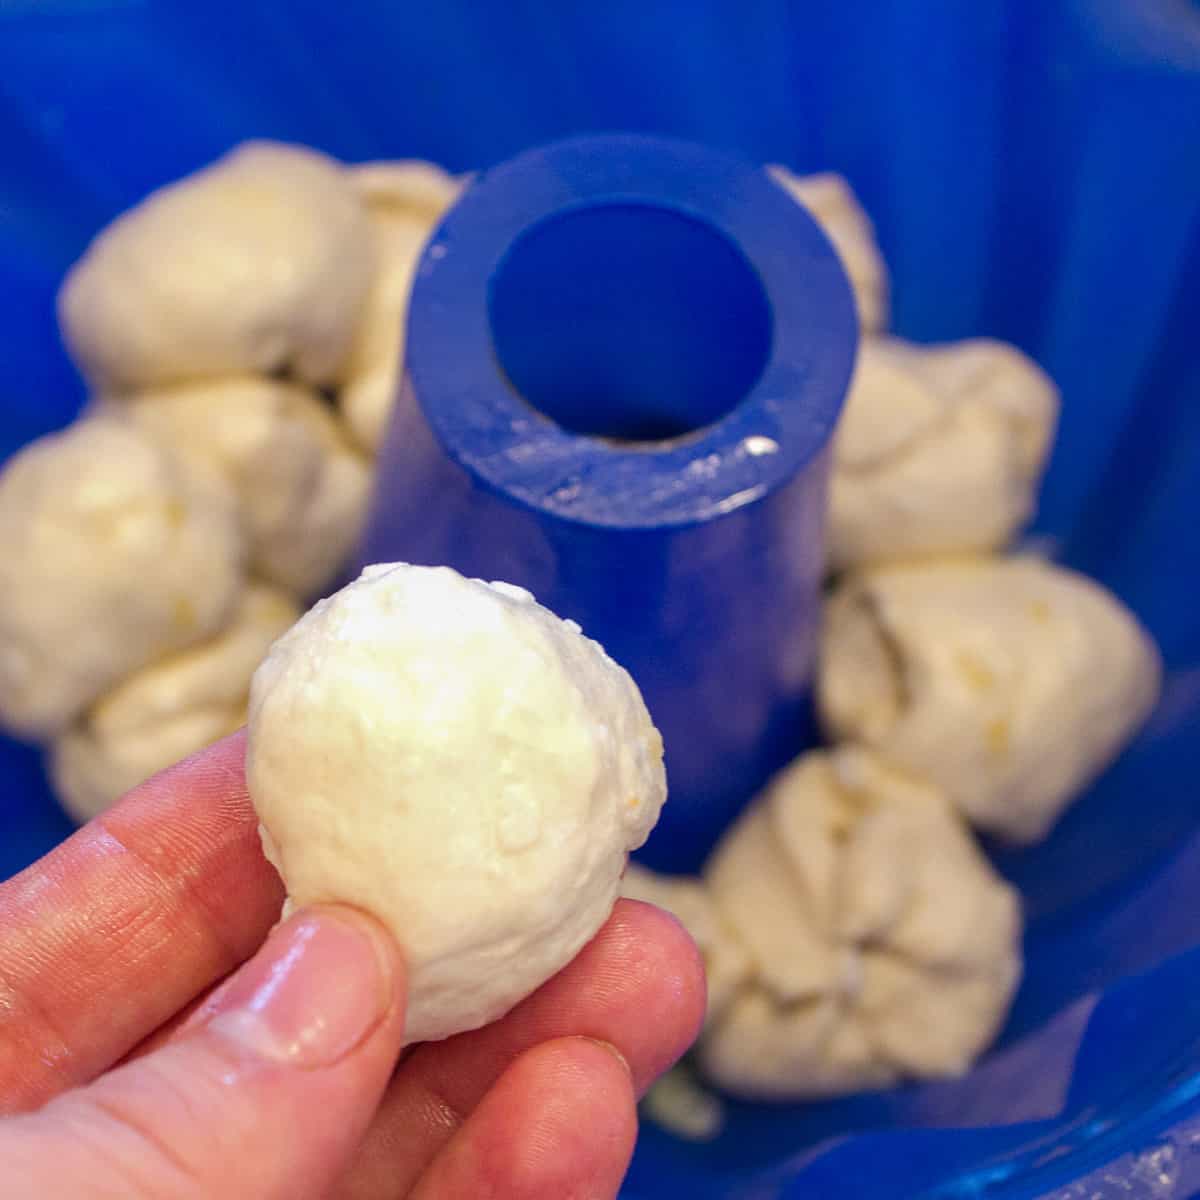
[{"x1": 0, "y1": 733, "x2": 705, "y2": 1198}]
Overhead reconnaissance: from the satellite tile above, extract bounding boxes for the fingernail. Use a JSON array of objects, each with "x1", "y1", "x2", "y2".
[
  {"x1": 581, "y1": 1037, "x2": 632, "y2": 1079},
  {"x1": 207, "y1": 906, "x2": 395, "y2": 1069}
]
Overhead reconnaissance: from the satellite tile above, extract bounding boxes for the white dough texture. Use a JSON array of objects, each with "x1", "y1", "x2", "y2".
[
  {"x1": 699, "y1": 748, "x2": 1022, "y2": 1099},
  {"x1": 59, "y1": 141, "x2": 374, "y2": 392},
  {"x1": 819, "y1": 557, "x2": 1162, "y2": 843},
  {"x1": 248, "y1": 563, "x2": 667, "y2": 1043},
  {"x1": 53, "y1": 584, "x2": 298, "y2": 823},
  {"x1": 0, "y1": 419, "x2": 244, "y2": 738},
  {"x1": 829, "y1": 337, "x2": 1059, "y2": 571},
  {"x1": 337, "y1": 161, "x2": 463, "y2": 454},
  {"x1": 115, "y1": 377, "x2": 371, "y2": 597}
]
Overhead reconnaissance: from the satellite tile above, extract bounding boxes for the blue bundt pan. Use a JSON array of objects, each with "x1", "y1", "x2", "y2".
[{"x1": 2, "y1": 3, "x2": 1199, "y2": 1196}]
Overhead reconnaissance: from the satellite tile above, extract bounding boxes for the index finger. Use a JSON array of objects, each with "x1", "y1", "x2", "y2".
[{"x1": 0, "y1": 731, "x2": 283, "y2": 1114}]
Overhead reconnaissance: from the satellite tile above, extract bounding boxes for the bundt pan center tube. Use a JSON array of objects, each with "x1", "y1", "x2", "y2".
[{"x1": 359, "y1": 134, "x2": 859, "y2": 870}]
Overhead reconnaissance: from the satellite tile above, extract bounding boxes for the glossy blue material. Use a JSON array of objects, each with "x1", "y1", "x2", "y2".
[
  {"x1": 2, "y1": 2, "x2": 1199, "y2": 1196},
  {"x1": 359, "y1": 135, "x2": 857, "y2": 869}
]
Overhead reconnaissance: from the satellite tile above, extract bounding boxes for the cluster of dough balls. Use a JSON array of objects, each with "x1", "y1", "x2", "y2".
[
  {"x1": 0, "y1": 141, "x2": 458, "y2": 818},
  {"x1": 0, "y1": 144, "x2": 905, "y2": 821},
  {"x1": 629, "y1": 171, "x2": 1160, "y2": 1120},
  {"x1": 767, "y1": 164, "x2": 1158, "y2": 840},
  {"x1": 0, "y1": 149, "x2": 1163, "y2": 1095},
  {"x1": 248, "y1": 563, "x2": 667, "y2": 1043}
]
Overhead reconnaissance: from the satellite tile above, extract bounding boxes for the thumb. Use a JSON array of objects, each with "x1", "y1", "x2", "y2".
[{"x1": 2, "y1": 906, "x2": 406, "y2": 1200}]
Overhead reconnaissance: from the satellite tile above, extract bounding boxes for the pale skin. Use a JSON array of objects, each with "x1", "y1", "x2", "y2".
[{"x1": 0, "y1": 732, "x2": 706, "y2": 1199}]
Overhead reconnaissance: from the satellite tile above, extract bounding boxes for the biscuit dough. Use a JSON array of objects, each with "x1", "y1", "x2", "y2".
[
  {"x1": 337, "y1": 161, "x2": 463, "y2": 454},
  {"x1": 116, "y1": 377, "x2": 370, "y2": 597},
  {"x1": 0, "y1": 419, "x2": 244, "y2": 738},
  {"x1": 829, "y1": 338, "x2": 1058, "y2": 571},
  {"x1": 819, "y1": 557, "x2": 1162, "y2": 842},
  {"x1": 59, "y1": 141, "x2": 374, "y2": 392},
  {"x1": 699, "y1": 749, "x2": 1022, "y2": 1098},
  {"x1": 248, "y1": 563, "x2": 667, "y2": 1043},
  {"x1": 53, "y1": 584, "x2": 298, "y2": 822}
]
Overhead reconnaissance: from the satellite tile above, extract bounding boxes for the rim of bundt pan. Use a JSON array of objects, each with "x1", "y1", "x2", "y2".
[{"x1": 402, "y1": 133, "x2": 858, "y2": 531}]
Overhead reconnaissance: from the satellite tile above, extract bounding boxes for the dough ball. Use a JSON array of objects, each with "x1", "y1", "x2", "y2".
[
  {"x1": 53, "y1": 584, "x2": 298, "y2": 823},
  {"x1": 621, "y1": 863, "x2": 751, "y2": 1031},
  {"x1": 0, "y1": 419, "x2": 245, "y2": 739},
  {"x1": 819, "y1": 557, "x2": 1162, "y2": 843},
  {"x1": 248, "y1": 563, "x2": 667, "y2": 1043},
  {"x1": 59, "y1": 141, "x2": 374, "y2": 392},
  {"x1": 114, "y1": 377, "x2": 371, "y2": 598},
  {"x1": 829, "y1": 337, "x2": 1059, "y2": 571},
  {"x1": 768, "y1": 167, "x2": 889, "y2": 333},
  {"x1": 699, "y1": 749, "x2": 1022, "y2": 1099},
  {"x1": 336, "y1": 161, "x2": 463, "y2": 455}
]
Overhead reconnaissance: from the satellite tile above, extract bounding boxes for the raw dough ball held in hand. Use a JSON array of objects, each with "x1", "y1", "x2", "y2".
[
  {"x1": 621, "y1": 864, "x2": 751, "y2": 1031},
  {"x1": 0, "y1": 419, "x2": 245, "y2": 739},
  {"x1": 248, "y1": 563, "x2": 667, "y2": 1043},
  {"x1": 53, "y1": 584, "x2": 298, "y2": 823},
  {"x1": 699, "y1": 749, "x2": 1022, "y2": 1100},
  {"x1": 337, "y1": 161, "x2": 464, "y2": 455},
  {"x1": 59, "y1": 141, "x2": 374, "y2": 392},
  {"x1": 768, "y1": 167, "x2": 889, "y2": 333},
  {"x1": 114, "y1": 377, "x2": 371, "y2": 598},
  {"x1": 819, "y1": 558, "x2": 1162, "y2": 844},
  {"x1": 829, "y1": 337, "x2": 1059, "y2": 572}
]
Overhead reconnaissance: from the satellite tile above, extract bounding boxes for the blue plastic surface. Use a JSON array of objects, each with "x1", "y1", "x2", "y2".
[
  {"x1": 360, "y1": 135, "x2": 856, "y2": 869},
  {"x1": 2, "y1": 2, "x2": 1200, "y2": 1196}
]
